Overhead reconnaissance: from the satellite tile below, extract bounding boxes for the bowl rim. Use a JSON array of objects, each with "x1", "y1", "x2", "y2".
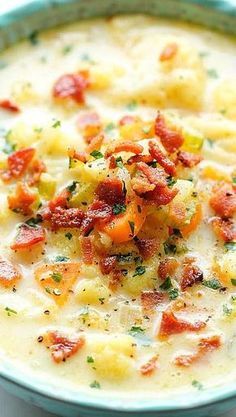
[{"x1": 1, "y1": 0, "x2": 236, "y2": 413}]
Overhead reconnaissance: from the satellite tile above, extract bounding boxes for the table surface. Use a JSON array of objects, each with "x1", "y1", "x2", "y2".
[{"x1": 0, "y1": 0, "x2": 236, "y2": 416}]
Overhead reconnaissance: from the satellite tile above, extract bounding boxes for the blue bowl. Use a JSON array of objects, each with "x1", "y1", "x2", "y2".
[{"x1": 0, "y1": 1, "x2": 236, "y2": 416}]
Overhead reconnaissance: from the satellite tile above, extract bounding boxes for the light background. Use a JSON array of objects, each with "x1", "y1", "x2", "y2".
[{"x1": 0, "y1": 0, "x2": 235, "y2": 416}]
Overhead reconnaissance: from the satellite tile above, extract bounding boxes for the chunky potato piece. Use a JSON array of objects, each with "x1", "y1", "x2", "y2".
[
  {"x1": 76, "y1": 277, "x2": 111, "y2": 305},
  {"x1": 216, "y1": 252, "x2": 236, "y2": 287},
  {"x1": 214, "y1": 79, "x2": 236, "y2": 119}
]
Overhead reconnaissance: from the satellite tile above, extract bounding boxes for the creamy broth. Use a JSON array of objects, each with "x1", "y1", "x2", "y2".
[{"x1": 0, "y1": 15, "x2": 235, "y2": 398}]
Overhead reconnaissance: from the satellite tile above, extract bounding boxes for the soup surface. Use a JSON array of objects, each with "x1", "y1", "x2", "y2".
[{"x1": 0, "y1": 15, "x2": 235, "y2": 398}]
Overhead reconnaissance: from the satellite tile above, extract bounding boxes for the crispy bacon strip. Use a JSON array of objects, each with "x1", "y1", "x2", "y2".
[
  {"x1": 136, "y1": 162, "x2": 167, "y2": 187},
  {"x1": 1, "y1": 147, "x2": 35, "y2": 182},
  {"x1": 149, "y1": 141, "x2": 176, "y2": 176},
  {"x1": 174, "y1": 335, "x2": 221, "y2": 367},
  {"x1": 180, "y1": 263, "x2": 203, "y2": 291},
  {"x1": 48, "y1": 189, "x2": 70, "y2": 211},
  {"x1": 28, "y1": 158, "x2": 46, "y2": 186},
  {"x1": 95, "y1": 178, "x2": 125, "y2": 206},
  {"x1": 211, "y1": 217, "x2": 236, "y2": 242},
  {"x1": 86, "y1": 134, "x2": 104, "y2": 153},
  {"x1": 127, "y1": 154, "x2": 153, "y2": 165},
  {"x1": 68, "y1": 148, "x2": 88, "y2": 164},
  {"x1": 44, "y1": 206, "x2": 84, "y2": 231},
  {"x1": 11, "y1": 224, "x2": 45, "y2": 250},
  {"x1": 105, "y1": 141, "x2": 143, "y2": 158},
  {"x1": 135, "y1": 238, "x2": 158, "y2": 260},
  {"x1": 210, "y1": 183, "x2": 236, "y2": 218},
  {"x1": 158, "y1": 257, "x2": 179, "y2": 280},
  {"x1": 77, "y1": 111, "x2": 101, "y2": 140},
  {"x1": 0, "y1": 258, "x2": 21, "y2": 288},
  {"x1": 81, "y1": 200, "x2": 113, "y2": 236},
  {"x1": 144, "y1": 184, "x2": 178, "y2": 207},
  {"x1": 99, "y1": 255, "x2": 117, "y2": 275},
  {"x1": 155, "y1": 113, "x2": 184, "y2": 154},
  {"x1": 53, "y1": 71, "x2": 90, "y2": 104},
  {"x1": 159, "y1": 311, "x2": 206, "y2": 339},
  {"x1": 177, "y1": 151, "x2": 202, "y2": 168},
  {"x1": 43, "y1": 331, "x2": 85, "y2": 363},
  {"x1": 141, "y1": 291, "x2": 164, "y2": 313},
  {"x1": 159, "y1": 43, "x2": 178, "y2": 61},
  {"x1": 0, "y1": 99, "x2": 20, "y2": 113},
  {"x1": 140, "y1": 355, "x2": 158, "y2": 376},
  {"x1": 8, "y1": 182, "x2": 37, "y2": 215},
  {"x1": 80, "y1": 236, "x2": 94, "y2": 265}
]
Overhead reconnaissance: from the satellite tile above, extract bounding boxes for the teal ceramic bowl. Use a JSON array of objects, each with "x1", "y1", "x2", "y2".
[{"x1": 0, "y1": 1, "x2": 236, "y2": 416}]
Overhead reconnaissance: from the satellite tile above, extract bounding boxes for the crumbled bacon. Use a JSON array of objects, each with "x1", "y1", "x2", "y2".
[
  {"x1": 77, "y1": 111, "x2": 101, "y2": 140},
  {"x1": 210, "y1": 183, "x2": 236, "y2": 218},
  {"x1": 43, "y1": 331, "x2": 85, "y2": 363},
  {"x1": 109, "y1": 269, "x2": 123, "y2": 290},
  {"x1": 135, "y1": 162, "x2": 167, "y2": 187},
  {"x1": 109, "y1": 155, "x2": 117, "y2": 169},
  {"x1": 44, "y1": 206, "x2": 84, "y2": 231},
  {"x1": 28, "y1": 158, "x2": 46, "y2": 186},
  {"x1": 0, "y1": 258, "x2": 22, "y2": 288},
  {"x1": 149, "y1": 141, "x2": 176, "y2": 176},
  {"x1": 159, "y1": 43, "x2": 178, "y2": 62},
  {"x1": 0, "y1": 99, "x2": 20, "y2": 113},
  {"x1": 11, "y1": 224, "x2": 45, "y2": 250},
  {"x1": 119, "y1": 115, "x2": 137, "y2": 126},
  {"x1": 95, "y1": 178, "x2": 125, "y2": 206},
  {"x1": 48, "y1": 189, "x2": 70, "y2": 211},
  {"x1": 80, "y1": 236, "x2": 94, "y2": 265},
  {"x1": 105, "y1": 141, "x2": 143, "y2": 158},
  {"x1": 8, "y1": 182, "x2": 37, "y2": 215},
  {"x1": 159, "y1": 310, "x2": 206, "y2": 338},
  {"x1": 127, "y1": 154, "x2": 154, "y2": 165},
  {"x1": 180, "y1": 263, "x2": 203, "y2": 291},
  {"x1": 53, "y1": 71, "x2": 90, "y2": 104},
  {"x1": 68, "y1": 148, "x2": 88, "y2": 164},
  {"x1": 131, "y1": 176, "x2": 156, "y2": 194},
  {"x1": 99, "y1": 255, "x2": 117, "y2": 275},
  {"x1": 81, "y1": 200, "x2": 113, "y2": 236},
  {"x1": 177, "y1": 151, "x2": 202, "y2": 168},
  {"x1": 86, "y1": 134, "x2": 104, "y2": 153},
  {"x1": 140, "y1": 355, "x2": 158, "y2": 376},
  {"x1": 212, "y1": 217, "x2": 236, "y2": 242},
  {"x1": 158, "y1": 257, "x2": 179, "y2": 280},
  {"x1": 154, "y1": 113, "x2": 184, "y2": 154},
  {"x1": 174, "y1": 335, "x2": 221, "y2": 367},
  {"x1": 135, "y1": 238, "x2": 158, "y2": 260},
  {"x1": 141, "y1": 290, "x2": 164, "y2": 313},
  {"x1": 1, "y1": 147, "x2": 35, "y2": 182},
  {"x1": 144, "y1": 184, "x2": 178, "y2": 207}
]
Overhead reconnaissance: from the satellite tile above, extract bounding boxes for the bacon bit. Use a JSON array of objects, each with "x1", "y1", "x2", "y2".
[
  {"x1": 168, "y1": 201, "x2": 186, "y2": 226},
  {"x1": 99, "y1": 255, "x2": 117, "y2": 275},
  {"x1": 158, "y1": 310, "x2": 206, "y2": 339},
  {"x1": 105, "y1": 141, "x2": 143, "y2": 158},
  {"x1": 159, "y1": 43, "x2": 178, "y2": 62},
  {"x1": 1, "y1": 147, "x2": 36, "y2": 182},
  {"x1": 135, "y1": 238, "x2": 158, "y2": 260},
  {"x1": 0, "y1": 99, "x2": 20, "y2": 113},
  {"x1": 81, "y1": 200, "x2": 113, "y2": 236},
  {"x1": 28, "y1": 158, "x2": 46, "y2": 186},
  {"x1": 119, "y1": 115, "x2": 137, "y2": 126},
  {"x1": 48, "y1": 189, "x2": 70, "y2": 211},
  {"x1": 86, "y1": 134, "x2": 104, "y2": 153},
  {"x1": 44, "y1": 207, "x2": 84, "y2": 231},
  {"x1": 158, "y1": 257, "x2": 179, "y2": 280},
  {"x1": 109, "y1": 269, "x2": 123, "y2": 291},
  {"x1": 43, "y1": 331, "x2": 85, "y2": 363},
  {"x1": 149, "y1": 141, "x2": 176, "y2": 176},
  {"x1": 0, "y1": 258, "x2": 21, "y2": 288},
  {"x1": 68, "y1": 148, "x2": 88, "y2": 164},
  {"x1": 136, "y1": 162, "x2": 167, "y2": 187},
  {"x1": 127, "y1": 154, "x2": 154, "y2": 165},
  {"x1": 11, "y1": 224, "x2": 45, "y2": 250},
  {"x1": 210, "y1": 183, "x2": 236, "y2": 218},
  {"x1": 174, "y1": 335, "x2": 221, "y2": 367},
  {"x1": 141, "y1": 290, "x2": 164, "y2": 313},
  {"x1": 180, "y1": 264, "x2": 203, "y2": 291},
  {"x1": 109, "y1": 155, "x2": 117, "y2": 169},
  {"x1": 144, "y1": 184, "x2": 178, "y2": 207},
  {"x1": 155, "y1": 113, "x2": 184, "y2": 154},
  {"x1": 95, "y1": 178, "x2": 125, "y2": 206},
  {"x1": 80, "y1": 236, "x2": 94, "y2": 265},
  {"x1": 140, "y1": 355, "x2": 158, "y2": 376},
  {"x1": 212, "y1": 217, "x2": 236, "y2": 242},
  {"x1": 53, "y1": 71, "x2": 90, "y2": 104},
  {"x1": 8, "y1": 182, "x2": 37, "y2": 215},
  {"x1": 77, "y1": 111, "x2": 101, "y2": 140},
  {"x1": 177, "y1": 151, "x2": 202, "y2": 168},
  {"x1": 131, "y1": 176, "x2": 156, "y2": 194}
]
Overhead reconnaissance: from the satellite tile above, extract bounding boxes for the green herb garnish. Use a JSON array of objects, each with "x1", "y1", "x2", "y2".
[
  {"x1": 54, "y1": 255, "x2": 69, "y2": 262},
  {"x1": 90, "y1": 150, "x2": 103, "y2": 159},
  {"x1": 166, "y1": 176, "x2": 177, "y2": 188},
  {"x1": 128, "y1": 326, "x2": 145, "y2": 336},
  {"x1": 159, "y1": 277, "x2": 172, "y2": 290},
  {"x1": 126, "y1": 100, "x2": 137, "y2": 111},
  {"x1": 90, "y1": 380, "x2": 101, "y2": 389},
  {"x1": 113, "y1": 203, "x2": 126, "y2": 215},
  {"x1": 28, "y1": 30, "x2": 39, "y2": 45},
  {"x1": 62, "y1": 45, "x2": 73, "y2": 55},
  {"x1": 52, "y1": 120, "x2": 61, "y2": 128},
  {"x1": 50, "y1": 272, "x2": 63, "y2": 283},
  {"x1": 168, "y1": 288, "x2": 179, "y2": 300},
  {"x1": 128, "y1": 221, "x2": 135, "y2": 236},
  {"x1": 115, "y1": 156, "x2": 123, "y2": 168},
  {"x1": 25, "y1": 215, "x2": 42, "y2": 227},
  {"x1": 224, "y1": 242, "x2": 236, "y2": 252},
  {"x1": 5, "y1": 307, "x2": 17, "y2": 316},
  {"x1": 192, "y1": 380, "x2": 203, "y2": 390},
  {"x1": 133, "y1": 265, "x2": 146, "y2": 277},
  {"x1": 87, "y1": 356, "x2": 94, "y2": 363},
  {"x1": 202, "y1": 279, "x2": 221, "y2": 290},
  {"x1": 67, "y1": 180, "x2": 78, "y2": 193},
  {"x1": 231, "y1": 279, "x2": 236, "y2": 286},
  {"x1": 65, "y1": 232, "x2": 73, "y2": 240},
  {"x1": 223, "y1": 304, "x2": 232, "y2": 316},
  {"x1": 207, "y1": 68, "x2": 218, "y2": 78}
]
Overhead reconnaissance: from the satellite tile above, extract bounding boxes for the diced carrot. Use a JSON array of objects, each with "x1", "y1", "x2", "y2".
[
  {"x1": 181, "y1": 204, "x2": 202, "y2": 238},
  {"x1": 98, "y1": 196, "x2": 147, "y2": 243},
  {"x1": 35, "y1": 262, "x2": 80, "y2": 306},
  {"x1": 0, "y1": 258, "x2": 21, "y2": 288}
]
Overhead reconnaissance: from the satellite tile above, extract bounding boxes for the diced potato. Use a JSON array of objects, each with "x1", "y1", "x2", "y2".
[
  {"x1": 181, "y1": 128, "x2": 204, "y2": 153},
  {"x1": 90, "y1": 334, "x2": 135, "y2": 379},
  {"x1": 214, "y1": 79, "x2": 236, "y2": 119},
  {"x1": 11, "y1": 81, "x2": 40, "y2": 104},
  {"x1": 76, "y1": 277, "x2": 111, "y2": 305},
  {"x1": 168, "y1": 180, "x2": 197, "y2": 227},
  {"x1": 216, "y1": 252, "x2": 236, "y2": 287},
  {"x1": 7, "y1": 121, "x2": 39, "y2": 148},
  {"x1": 75, "y1": 158, "x2": 108, "y2": 183},
  {"x1": 122, "y1": 263, "x2": 156, "y2": 296},
  {"x1": 38, "y1": 173, "x2": 57, "y2": 199}
]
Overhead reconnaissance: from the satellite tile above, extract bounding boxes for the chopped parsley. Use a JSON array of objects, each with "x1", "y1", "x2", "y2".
[
  {"x1": 62, "y1": 45, "x2": 73, "y2": 55},
  {"x1": 67, "y1": 180, "x2": 78, "y2": 193},
  {"x1": 25, "y1": 215, "x2": 42, "y2": 227},
  {"x1": 159, "y1": 277, "x2": 172, "y2": 290},
  {"x1": 87, "y1": 356, "x2": 94, "y2": 363},
  {"x1": 54, "y1": 255, "x2": 69, "y2": 262},
  {"x1": 115, "y1": 156, "x2": 123, "y2": 168},
  {"x1": 192, "y1": 380, "x2": 203, "y2": 390},
  {"x1": 202, "y1": 278, "x2": 221, "y2": 290},
  {"x1": 52, "y1": 120, "x2": 61, "y2": 128},
  {"x1": 65, "y1": 232, "x2": 73, "y2": 240},
  {"x1": 104, "y1": 122, "x2": 116, "y2": 132},
  {"x1": 116, "y1": 253, "x2": 133, "y2": 264},
  {"x1": 90, "y1": 150, "x2": 103, "y2": 159},
  {"x1": 168, "y1": 288, "x2": 179, "y2": 300},
  {"x1": 142, "y1": 125, "x2": 151, "y2": 134},
  {"x1": 163, "y1": 239, "x2": 177, "y2": 255},
  {"x1": 133, "y1": 265, "x2": 146, "y2": 277},
  {"x1": 128, "y1": 221, "x2": 135, "y2": 236},
  {"x1": 206, "y1": 138, "x2": 214, "y2": 148},
  {"x1": 113, "y1": 203, "x2": 126, "y2": 215},
  {"x1": 28, "y1": 30, "x2": 39, "y2": 45},
  {"x1": 207, "y1": 68, "x2": 218, "y2": 78},
  {"x1": 232, "y1": 177, "x2": 236, "y2": 185},
  {"x1": 5, "y1": 307, "x2": 17, "y2": 316},
  {"x1": 1, "y1": 137, "x2": 16, "y2": 154},
  {"x1": 90, "y1": 380, "x2": 101, "y2": 389},
  {"x1": 126, "y1": 100, "x2": 137, "y2": 111},
  {"x1": 128, "y1": 326, "x2": 145, "y2": 336},
  {"x1": 224, "y1": 242, "x2": 236, "y2": 252},
  {"x1": 166, "y1": 176, "x2": 177, "y2": 188},
  {"x1": 50, "y1": 272, "x2": 63, "y2": 283},
  {"x1": 231, "y1": 279, "x2": 236, "y2": 286},
  {"x1": 223, "y1": 304, "x2": 232, "y2": 316}
]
